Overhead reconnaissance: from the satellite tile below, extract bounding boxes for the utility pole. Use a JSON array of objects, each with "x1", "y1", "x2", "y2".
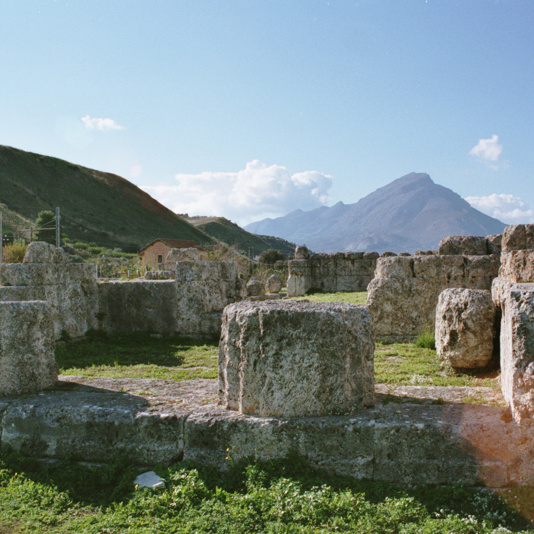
[
  {"x1": 55, "y1": 207, "x2": 60, "y2": 247},
  {"x1": 0, "y1": 211, "x2": 3, "y2": 264}
]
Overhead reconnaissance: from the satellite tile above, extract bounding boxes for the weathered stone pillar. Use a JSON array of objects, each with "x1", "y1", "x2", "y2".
[
  {"x1": 500, "y1": 283, "x2": 534, "y2": 423},
  {"x1": 219, "y1": 300, "x2": 374, "y2": 417},
  {"x1": 0, "y1": 300, "x2": 57, "y2": 396}
]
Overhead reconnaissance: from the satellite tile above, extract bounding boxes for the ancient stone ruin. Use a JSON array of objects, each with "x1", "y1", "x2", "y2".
[
  {"x1": 2, "y1": 230, "x2": 534, "y2": 488},
  {"x1": 0, "y1": 300, "x2": 57, "y2": 396},
  {"x1": 287, "y1": 251, "x2": 378, "y2": 297},
  {"x1": 219, "y1": 300, "x2": 374, "y2": 417},
  {"x1": 367, "y1": 237, "x2": 500, "y2": 343},
  {"x1": 435, "y1": 288, "x2": 497, "y2": 369},
  {"x1": 491, "y1": 224, "x2": 534, "y2": 423}
]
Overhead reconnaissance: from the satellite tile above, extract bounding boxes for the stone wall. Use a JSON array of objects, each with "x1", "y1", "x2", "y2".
[
  {"x1": 0, "y1": 244, "x2": 242, "y2": 340},
  {"x1": 287, "y1": 252, "x2": 378, "y2": 297},
  {"x1": 98, "y1": 261, "x2": 242, "y2": 337},
  {"x1": 367, "y1": 254, "x2": 500, "y2": 342},
  {"x1": 0, "y1": 244, "x2": 98, "y2": 340}
]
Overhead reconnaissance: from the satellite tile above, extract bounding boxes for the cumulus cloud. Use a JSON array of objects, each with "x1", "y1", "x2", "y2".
[
  {"x1": 81, "y1": 115, "x2": 124, "y2": 131},
  {"x1": 142, "y1": 160, "x2": 333, "y2": 225},
  {"x1": 466, "y1": 193, "x2": 534, "y2": 224},
  {"x1": 469, "y1": 134, "x2": 502, "y2": 163}
]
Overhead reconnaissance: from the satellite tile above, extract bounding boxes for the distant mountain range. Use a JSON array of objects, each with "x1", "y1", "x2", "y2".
[
  {"x1": 0, "y1": 145, "x2": 293, "y2": 255},
  {"x1": 245, "y1": 172, "x2": 506, "y2": 254}
]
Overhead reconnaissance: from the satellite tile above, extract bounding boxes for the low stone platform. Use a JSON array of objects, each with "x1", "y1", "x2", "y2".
[{"x1": 0, "y1": 377, "x2": 532, "y2": 488}]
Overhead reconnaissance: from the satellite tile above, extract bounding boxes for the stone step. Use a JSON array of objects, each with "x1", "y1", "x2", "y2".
[{"x1": 1, "y1": 377, "x2": 532, "y2": 488}]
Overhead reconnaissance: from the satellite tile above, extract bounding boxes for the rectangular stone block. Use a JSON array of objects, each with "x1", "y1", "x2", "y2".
[
  {"x1": 219, "y1": 300, "x2": 375, "y2": 417},
  {"x1": 1, "y1": 390, "x2": 185, "y2": 464},
  {"x1": 0, "y1": 301, "x2": 57, "y2": 396},
  {"x1": 500, "y1": 250, "x2": 534, "y2": 283},
  {"x1": 502, "y1": 224, "x2": 534, "y2": 252}
]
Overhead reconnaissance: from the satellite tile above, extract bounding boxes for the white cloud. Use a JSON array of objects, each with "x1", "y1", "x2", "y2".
[
  {"x1": 81, "y1": 115, "x2": 124, "y2": 131},
  {"x1": 469, "y1": 134, "x2": 502, "y2": 163},
  {"x1": 466, "y1": 193, "x2": 534, "y2": 224},
  {"x1": 142, "y1": 160, "x2": 333, "y2": 226}
]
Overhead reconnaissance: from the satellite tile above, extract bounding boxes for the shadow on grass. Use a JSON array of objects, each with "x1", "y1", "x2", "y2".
[{"x1": 55, "y1": 331, "x2": 219, "y2": 371}]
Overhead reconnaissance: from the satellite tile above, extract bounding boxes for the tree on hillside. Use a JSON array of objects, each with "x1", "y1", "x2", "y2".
[
  {"x1": 258, "y1": 249, "x2": 286, "y2": 265},
  {"x1": 34, "y1": 210, "x2": 56, "y2": 244}
]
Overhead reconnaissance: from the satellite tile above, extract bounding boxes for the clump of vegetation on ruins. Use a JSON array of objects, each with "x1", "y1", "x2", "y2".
[
  {"x1": 0, "y1": 449, "x2": 532, "y2": 533},
  {"x1": 56, "y1": 331, "x2": 218, "y2": 381},
  {"x1": 1, "y1": 238, "x2": 27, "y2": 263},
  {"x1": 414, "y1": 328, "x2": 437, "y2": 350}
]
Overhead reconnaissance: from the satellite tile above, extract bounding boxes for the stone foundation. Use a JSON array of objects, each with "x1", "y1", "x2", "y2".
[
  {"x1": 1, "y1": 377, "x2": 534, "y2": 488},
  {"x1": 219, "y1": 300, "x2": 374, "y2": 417}
]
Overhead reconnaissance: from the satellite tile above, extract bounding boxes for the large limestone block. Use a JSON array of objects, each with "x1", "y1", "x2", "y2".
[
  {"x1": 23, "y1": 242, "x2": 67, "y2": 264},
  {"x1": 0, "y1": 301, "x2": 57, "y2": 396},
  {"x1": 373, "y1": 256, "x2": 414, "y2": 279},
  {"x1": 286, "y1": 260, "x2": 312, "y2": 297},
  {"x1": 219, "y1": 300, "x2": 374, "y2": 417},
  {"x1": 266, "y1": 274, "x2": 283, "y2": 294},
  {"x1": 502, "y1": 224, "x2": 534, "y2": 252},
  {"x1": 1, "y1": 387, "x2": 185, "y2": 464},
  {"x1": 175, "y1": 261, "x2": 236, "y2": 283},
  {"x1": 500, "y1": 283, "x2": 534, "y2": 423},
  {"x1": 464, "y1": 255, "x2": 501, "y2": 289},
  {"x1": 98, "y1": 280, "x2": 179, "y2": 334},
  {"x1": 438, "y1": 235, "x2": 488, "y2": 256},
  {"x1": 435, "y1": 289, "x2": 496, "y2": 368},
  {"x1": 500, "y1": 250, "x2": 534, "y2": 283},
  {"x1": 246, "y1": 279, "x2": 265, "y2": 297}
]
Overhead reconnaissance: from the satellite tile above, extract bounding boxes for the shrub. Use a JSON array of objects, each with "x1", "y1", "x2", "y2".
[
  {"x1": 258, "y1": 248, "x2": 286, "y2": 265},
  {"x1": 2, "y1": 239, "x2": 27, "y2": 263},
  {"x1": 414, "y1": 329, "x2": 436, "y2": 350}
]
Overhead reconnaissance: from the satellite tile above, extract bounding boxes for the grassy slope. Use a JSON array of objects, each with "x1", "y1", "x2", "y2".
[
  {"x1": 187, "y1": 216, "x2": 296, "y2": 256},
  {"x1": 0, "y1": 145, "x2": 214, "y2": 251}
]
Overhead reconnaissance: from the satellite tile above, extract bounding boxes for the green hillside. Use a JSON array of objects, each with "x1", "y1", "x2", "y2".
[
  {"x1": 0, "y1": 145, "x2": 213, "y2": 251},
  {"x1": 186, "y1": 216, "x2": 295, "y2": 257}
]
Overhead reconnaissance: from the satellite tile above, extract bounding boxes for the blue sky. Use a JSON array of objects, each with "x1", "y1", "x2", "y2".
[{"x1": 2, "y1": 0, "x2": 533, "y2": 225}]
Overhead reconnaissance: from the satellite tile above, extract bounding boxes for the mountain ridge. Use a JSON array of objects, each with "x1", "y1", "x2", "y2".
[{"x1": 245, "y1": 172, "x2": 506, "y2": 253}]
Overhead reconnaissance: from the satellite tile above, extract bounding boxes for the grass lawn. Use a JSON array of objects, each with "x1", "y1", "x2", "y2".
[
  {"x1": 56, "y1": 291, "x2": 499, "y2": 391},
  {"x1": 292, "y1": 290, "x2": 368, "y2": 305},
  {"x1": 56, "y1": 331, "x2": 219, "y2": 381}
]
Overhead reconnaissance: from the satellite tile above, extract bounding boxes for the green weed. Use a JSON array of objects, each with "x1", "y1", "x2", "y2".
[
  {"x1": 414, "y1": 328, "x2": 436, "y2": 349},
  {"x1": 0, "y1": 451, "x2": 531, "y2": 533}
]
